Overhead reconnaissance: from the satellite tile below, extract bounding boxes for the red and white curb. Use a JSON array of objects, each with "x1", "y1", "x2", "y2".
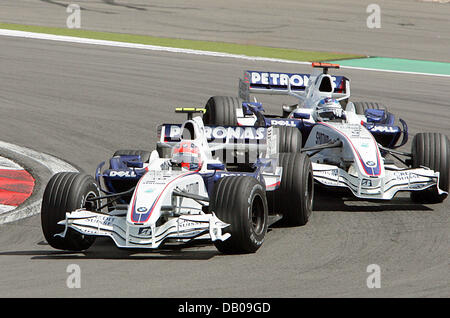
[
  {"x1": 0, "y1": 157, "x2": 34, "y2": 213},
  {"x1": 0, "y1": 140, "x2": 78, "y2": 224}
]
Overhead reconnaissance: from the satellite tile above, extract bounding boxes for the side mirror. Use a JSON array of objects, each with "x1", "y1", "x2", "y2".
[
  {"x1": 123, "y1": 156, "x2": 144, "y2": 168},
  {"x1": 207, "y1": 163, "x2": 225, "y2": 171},
  {"x1": 126, "y1": 160, "x2": 144, "y2": 168},
  {"x1": 292, "y1": 112, "x2": 310, "y2": 120}
]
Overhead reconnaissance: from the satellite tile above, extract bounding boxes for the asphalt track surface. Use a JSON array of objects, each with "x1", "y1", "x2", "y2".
[
  {"x1": 0, "y1": 0, "x2": 450, "y2": 62},
  {"x1": 0, "y1": 35, "x2": 449, "y2": 297}
]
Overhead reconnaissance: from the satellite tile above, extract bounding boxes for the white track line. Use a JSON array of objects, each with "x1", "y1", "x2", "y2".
[
  {"x1": 0, "y1": 204, "x2": 16, "y2": 214},
  {"x1": 0, "y1": 29, "x2": 310, "y2": 66},
  {"x1": 0, "y1": 156, "x2": 23, "y2": 170},
  {"x1": 3, "y1": 28, "x2": 450, "y2": 78},
  {"x1": 0, "y1": 140, "x2": 78, "y2": 224}
]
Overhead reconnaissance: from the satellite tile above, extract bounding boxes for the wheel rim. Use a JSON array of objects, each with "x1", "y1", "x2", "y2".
[
  {"x1": 83, "y1": 190, "x2": 99, "y2": 212},
  {"x1": 305, "y1": 170, "x2": 314, "y2": 216},
  {"x1": 251, "y1": 195, "x2": 265, "y2": 235}
]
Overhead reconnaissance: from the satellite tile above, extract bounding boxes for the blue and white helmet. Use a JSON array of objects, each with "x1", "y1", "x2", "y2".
[{"x1": 316, "y1": 98, "x2": 344, "y2": 121}]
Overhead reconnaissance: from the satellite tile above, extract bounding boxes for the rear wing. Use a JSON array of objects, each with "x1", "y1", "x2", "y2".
[
  {"x1": 175, "y1": 107, "x2": 206, "y2": 119},
  {"x1": 157, "y1": 123, "x2": 278, "y2": 159},
  {"x1": 159, "y1": 123, "x2": 268, "y2": 143},
  {"x1": 239, "y1": 70, "x2": 350, "y2": 101}
]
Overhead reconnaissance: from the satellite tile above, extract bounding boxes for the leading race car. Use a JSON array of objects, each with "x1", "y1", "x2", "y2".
[
  {"x1": 202, "y1": 63, "x2": 449, "y2": 203},
  {"x1": 41, "y1": 109, "x2": 314, "y2": 254}
]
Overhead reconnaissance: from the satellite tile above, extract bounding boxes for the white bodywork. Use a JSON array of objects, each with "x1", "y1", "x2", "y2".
[
  {"x1": 237, "y1": 65, "x2": 446, "y2": 200},
  {"x1": 306, "y1": 121, "x2": 444, "y2": 199},
  {"x1": 57, "y1": 117, "x2": 282, "y2": 249}
]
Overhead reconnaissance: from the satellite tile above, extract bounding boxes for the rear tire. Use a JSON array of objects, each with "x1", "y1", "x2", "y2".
[
  {"x1": 276, "y1": 126, "x2": 302, "y2": 152},
  {"x1": 271, "y1": 153, "x2": 314, "y2": 226},
  {"x1": 410, "y1": 133, "x2": 449, "y2": 203},
  {"x1": 211, "y1": 176, "x2": 268, "y2": 254},
  {"x1": 41, "y1": 172, "x2": 100, "y2": 251},
  {"x1": 203, "y1": 96, "x2": 241, "y2": 126}
]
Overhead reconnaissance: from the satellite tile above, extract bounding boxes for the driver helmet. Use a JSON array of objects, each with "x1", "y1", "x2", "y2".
[
  {"x1": 172, "y1": 141, "x2": 202, "y2": 171},
  {"x1": 316, "y1": 98, "x2": 344, "y2": 121}
]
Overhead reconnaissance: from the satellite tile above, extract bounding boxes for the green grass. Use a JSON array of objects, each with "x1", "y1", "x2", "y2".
[
  {"x1": 0, "y1": 22, "x2": 363, "y2": 62},
  {"x1": 329, "y1": 57, "x2": 450, "y2": 76}
]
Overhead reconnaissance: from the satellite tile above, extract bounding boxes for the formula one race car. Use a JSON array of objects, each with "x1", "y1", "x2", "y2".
[
  {"x1": 40, "y1": 109, "x2": 314, "y2": 254},
  {"x1": 202, "y1": 63, "x2": 449, "y2": 203}
]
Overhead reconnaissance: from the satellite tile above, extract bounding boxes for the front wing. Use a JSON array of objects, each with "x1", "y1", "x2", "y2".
[
  {"x1": 312, "y1": 163, "x2": 446, "y2": 200},
  {"x1": 56, "y1": 210, "x2": 230, "y2": 249}
]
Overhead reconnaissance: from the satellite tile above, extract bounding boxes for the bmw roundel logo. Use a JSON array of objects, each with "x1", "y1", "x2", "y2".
[
  {"x1": 137, "y1": 207, "x2": 148, "y2": 213},
  {"x1": 366, "y1": 161, "x2": 376, "y2": 167}
]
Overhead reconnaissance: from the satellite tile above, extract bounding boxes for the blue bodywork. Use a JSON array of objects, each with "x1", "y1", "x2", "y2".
[
  {"x1": 242, "y1": 101, "x2": 408, "y2": 150},
  {"x1": 95, "y1": 153, "x2": 274, "y2": 204}
]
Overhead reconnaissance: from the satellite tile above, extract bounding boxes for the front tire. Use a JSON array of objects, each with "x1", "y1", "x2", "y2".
[
  {"x1": 276, "y1": 126, "x2": 302, "y2": 152},
  {"x1": 41, "y1": 172, "x2": 100, "y2": 251},
  {"x1": 410, "y1": 133, "x2": 449, "y2": 203},
  {"x1": 211, "y1": 176, "x2": 268, "y2": 254}
]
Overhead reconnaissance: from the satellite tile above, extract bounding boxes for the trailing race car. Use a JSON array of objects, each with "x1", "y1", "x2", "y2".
[
  {"x1": 41, "y1": 109, "x2": 314, "y2": 254},
  {"x1": 202, "y1": 63, "x2": 449, "y2": 203}
]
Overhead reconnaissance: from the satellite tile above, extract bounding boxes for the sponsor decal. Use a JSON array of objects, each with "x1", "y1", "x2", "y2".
[
  {"x1": 320, "y1": 122, "x2": 381, "y2": 176},
  {"x1": 249, "y1": 71, "x2": 310, "y2": 87},
  {"x1": 131, "y1": 171, "x2": 197, "y2": 223},
  {"x1": 204, "y1": 126, "x2": 265, "y2": 140},
  {"x1": 370, "y1": 126, "x2": 398, "y2": 133},
  {"x1": 247, "y1": 71, "x2": 345, "y2": 92},
  {"x1": 184, "y1": 182, "x2": 199, "y2": 194},
  {"x1": 167, "y1": 125, "x2": 266, "y2": 141},
  {"x1": 270, "y1": 119, "x2": 297, "y2": 127},
  {"x1": 136, "y1": 206, "x2": 148, "y2": 213},
  {"x1": 317, "y1": 169, "x2": 339, "y2": 177},
  {"x1": 83, "y1": 215, "x2": 114, "y2": 226},
  {"x1": 392, "y1": 171, "x2": 423, "y2": 182},
  {"x1": 178, "y1": 219, "x2": 202, "y2": 229},
  {"x1": 361, "y1": 179, "x2": 373, "y2": 187},
  {"x1": 219, "y1": 173, "x2": 251, "y2": 178},
  {"x1": 109, "y1": 170, "x2": 137, "y2": 177},
  {"x1": 138, "y1": 227, "x2": 152, "y2": 236},
  {"x1": 366, "y1": 161, "x2": 376, "y2": 167},
  {"x1": 316, "y1": 131, "x2": 331, "y2": 144}
]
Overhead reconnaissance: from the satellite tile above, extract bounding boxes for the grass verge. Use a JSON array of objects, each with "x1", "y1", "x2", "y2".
[{"x1": 0, "y1": 22, "x2": 364, "y2": 62}]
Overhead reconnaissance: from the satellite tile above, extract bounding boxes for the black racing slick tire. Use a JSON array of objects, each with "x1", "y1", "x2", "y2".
[
  {"x1": 353, "y1": 101, "x2": 387, "y2": 115},
  {"x1": 203, "y1": 96, "x2": 241, "y2": 126},
  {"x1": 276, "y1": 126, "x2": 302, "y2": 153},
  {"x1": 271, "y1": 153, "x2": 314, "y2": 226},
  {"x1": 41, "y1": 172, "x2": 100, "y2": 251},
  {"x1": 410, "y1": 133, "x2": 449, "y2": 203},
  {"x1": 211, "y1": 176, "x2": 268, "y2": 254},
  {"x1": 112, "y1": 149, "x2": 151, "y2": 163}
]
